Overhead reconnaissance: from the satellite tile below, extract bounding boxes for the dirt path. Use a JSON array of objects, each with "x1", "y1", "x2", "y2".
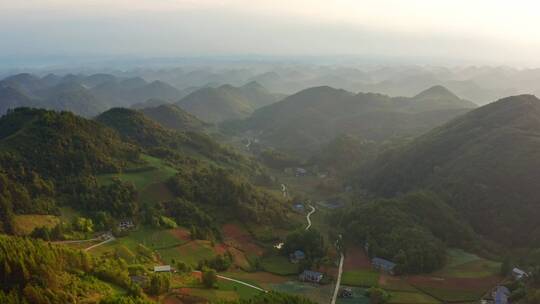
[
  {"x1": 192, "y1": 270, "x2": 266, "y2": 293},
  {"x1": 84, "y1": 236, "x2": 115, "y2": 252},
  {"x1": 330, "y1": 252, "x2": 344, "y2": 304}
]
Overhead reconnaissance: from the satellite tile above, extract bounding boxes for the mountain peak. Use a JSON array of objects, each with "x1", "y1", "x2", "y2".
[
  {"x1": 414, "y1": 85, "x2": 459, "y2": 100},
  {"x1": 242, "y1": 81, "x2": 265, "y2": 90}
]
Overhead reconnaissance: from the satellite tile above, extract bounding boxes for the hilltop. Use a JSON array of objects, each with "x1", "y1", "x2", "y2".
[
  {"x1": 177, "y1": 82, "x2": 282, "y2": 123},
  {"x1": 363, "y1": 94, "x2": 540, "y2": 246},
  {"x1": 227, "y1": 85, "x2": 475, "y2": 156},
  {"x1": 140, "y1": 103, "x2": 209, "y2": 132}
]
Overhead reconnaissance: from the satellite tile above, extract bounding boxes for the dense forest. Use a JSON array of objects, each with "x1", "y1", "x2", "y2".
[
  {"x1": 0, "y1": 235, "x2": 144, "y2": 304},
  {"x1": 330, "y1": 192, "x2": 486, "y2": 274}
]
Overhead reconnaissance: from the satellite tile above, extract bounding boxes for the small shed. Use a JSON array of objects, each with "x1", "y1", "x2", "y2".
[
  {"x1": 153, "y1": 265, "x2": 171, "y2": 273},
  {"x1": 299, "y1": 270, "x2": 323, "y2": 283}
]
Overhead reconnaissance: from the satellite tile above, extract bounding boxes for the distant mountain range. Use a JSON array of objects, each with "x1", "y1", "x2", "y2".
[
  {"x1": 226, "y1": 85, "x2": 476, "y2": 155},
  {"x1": 0, "y1": 73, "x2": 194, "y2": 117},
  {"x1": 363, "y1": 94, "x2": 540, "y2": 246}
]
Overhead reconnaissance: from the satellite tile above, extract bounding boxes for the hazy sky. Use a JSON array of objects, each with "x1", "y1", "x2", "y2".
[{"x1": 1, "y1": 0, "x2": 540, "y2": 66}]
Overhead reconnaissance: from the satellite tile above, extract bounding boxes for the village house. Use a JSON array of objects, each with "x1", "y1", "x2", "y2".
[
  {"x1": 153, "y1": 265, "x2": 171, "y2": 273},
  {"x1": 289, "y1": 250, "x2": 306, "y2": 263},
  {"x1": 372, "y1": 257, "x2": 396, "y2": 275},
  {"x1": 299, "y1": 270, "x2": 323, "y2": 283},
  {"x1": 512, "y1": 267, "x2": 528, "y2": 280}
]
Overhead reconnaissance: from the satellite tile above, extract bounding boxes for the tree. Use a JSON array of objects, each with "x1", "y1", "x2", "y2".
[
  {"x1": 202, "y1": 267, "x2": 218, "y2": 288},
  {"x1": 148, "y1": 273, "x2": 170, "y2": 295},
  {"x1": 501, "y1": 256, "x2": 511, "y2": 276},
  {"x1": 366, "y1": 287, "x2": 390, "y2": 304}
]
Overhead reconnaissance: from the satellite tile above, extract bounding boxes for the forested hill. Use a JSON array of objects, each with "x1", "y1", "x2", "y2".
[
  {"x1": 0, "y1": 106, "x2": 288, "y2": 237},
  {"x1": 139, "y1": 103, "x2": 209, "y2": 132},
  {"x1": 176, "y1": 82, "x2": 282, "y2": 123},
  {"x1": 362, "y1": 94, "x2": 540, "y2": 246},
  {"x1": 0, "y1": 107, "x2": 137, "y2": 178},
  {"x1": 225, "y1": 85, "x2": 475, "y2": 156}
]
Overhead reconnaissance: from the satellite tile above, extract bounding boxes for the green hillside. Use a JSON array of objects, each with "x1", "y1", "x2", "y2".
[
  {"x1": 225, "y1": 85, "x2": 474, "y2": 156},
  {"x1": 363, "y1": 94, "x2": 540, "y2": 246},
  {"x1": 177, "y1": 82, "x2": 281, "y2": 123},
  {"x1": 140, "y1": 103, "x2": 209, "y2": 132}
]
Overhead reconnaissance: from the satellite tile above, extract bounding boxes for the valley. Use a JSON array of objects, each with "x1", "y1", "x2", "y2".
[{"x1": 0, "y1": 70, "x2": 538, "y2": 304}]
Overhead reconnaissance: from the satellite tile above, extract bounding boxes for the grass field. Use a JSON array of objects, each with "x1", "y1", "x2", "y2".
[
  {"x1": 175, "y1": 241, "x2": 217, "y2": 266},
  {"x1": 341, "y1": 270, "x2": 380, "y2": 287},
  {"x1": 179, "y1": 279, "x2": 263, "y2": 302},
  {"x1": 435, "y1": 249, "x2": 500, "y2": 278},
  {"x1": 97, "y1": 154, "x2": 177, "y2": 190},
  {"x1": 269, "y1": 280, "x2": 334, "y2": 303},
  {"x1": 388, "y1": 291, "x2": 440, "y2": 304},
  {"x1": 261, "y1": 255, "x2": 299, "y2": 276},
  {"x1": 90, "y1": 227, "x2": 188, "y2": 259},
  {"x1": 13, "y1": 214, "x2": 60, "y2": 235},
  {"x1": 405, "y1": 249, "x2": 502, "y2": 303}
]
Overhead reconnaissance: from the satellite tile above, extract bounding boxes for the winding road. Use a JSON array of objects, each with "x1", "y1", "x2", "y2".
[{"x1": 305, "y1": 204, "x2": 316, "y2": 230}]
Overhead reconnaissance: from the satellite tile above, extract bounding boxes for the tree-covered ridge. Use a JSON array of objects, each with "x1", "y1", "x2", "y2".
[
  {"x1": 0, "y1": 235, "x2": 142, "y2": 304},
  {"x1": 332, "y1": 192, "x2": 484, "y2": 274},
  {"x1": 363, "y1": 94, "x2": 540, "y2": 246},
  {"x1": 139, "y1": 103, "x2": 209, "y2": 132},
  {"x1": 224, "y1": 85, "x2": 474, "y2": 156},
  {"x1": 96, "y1": 108, "x2": 246, "y2": 167},
  {"x1": 167, "y1": 166, "x2": 289, "y2": 226},
  {"x1": 0, "y1": 107, "x2": 137, "y2": 178}
]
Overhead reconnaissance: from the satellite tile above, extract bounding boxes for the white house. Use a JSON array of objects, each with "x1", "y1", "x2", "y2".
[
  {"x1": 154, "y1": 265, "x2": 171, "y2": 272},
  {"x1": 512, "y1": 267, "x2": 528, "y2": 280}
]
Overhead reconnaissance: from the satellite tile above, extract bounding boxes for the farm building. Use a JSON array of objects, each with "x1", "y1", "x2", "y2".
[
  {"x1": 372, "y1": 257, "x2": 396, "y2": 275},
  {"x1": 512, "y1": 267, "x2": 528, "y2": 280},
  {"x1": 153, "y1": 265, "x2": 171, "y2": 272},
  {"x1": 290, "y1": 250, "x2": 306, "y2": 263},
  {"x1": 299, "y1": 270, "x2": 323, "y2": 283}
]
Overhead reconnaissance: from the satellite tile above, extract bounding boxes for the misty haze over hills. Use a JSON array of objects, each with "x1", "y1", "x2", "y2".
[{"x1": 5, "y1": 1, "x2": 540, "y2": 303}]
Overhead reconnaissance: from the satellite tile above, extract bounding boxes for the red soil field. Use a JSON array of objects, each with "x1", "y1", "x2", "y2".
[
  {"x1": 169, "y1": 228, "x2": 191, "y2": 242},
  {"x1": 222, "y1": 223, "x2": 264, "y2": 256},
  {"x1": 407, "y1": 275, "x2": 501, "y2": 290},
  {"x1": 344, "y1": 245, "x2": 371, "y2": 270}
]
